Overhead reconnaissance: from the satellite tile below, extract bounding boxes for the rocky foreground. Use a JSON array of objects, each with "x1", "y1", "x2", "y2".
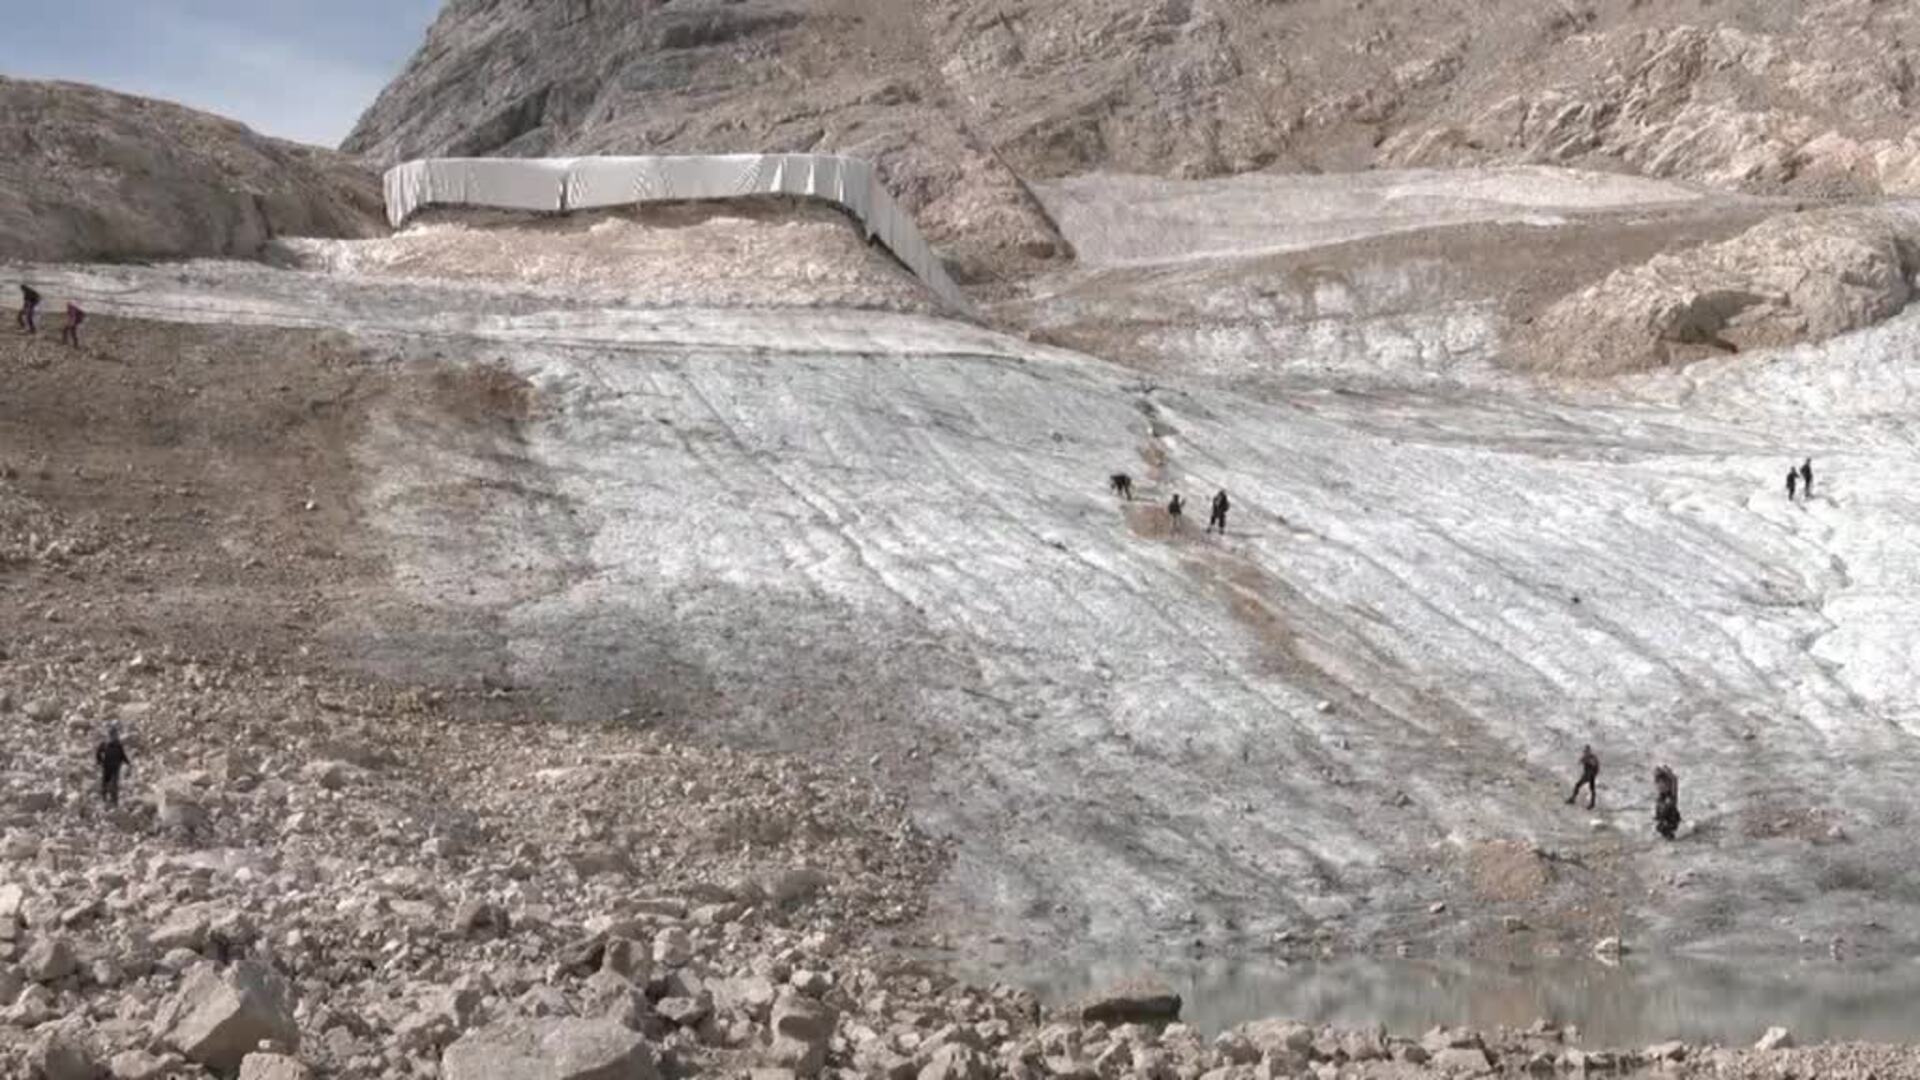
[{"x1": 0, "y1": 634, "x2": 1912, "y2": 1079}]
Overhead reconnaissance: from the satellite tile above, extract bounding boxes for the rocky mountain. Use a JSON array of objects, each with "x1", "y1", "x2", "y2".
[
  {"x1": 0, "y1": 78, "x2": 383, "y2": 264},
  {"x1": 347, "y1": 0, "x2": 1920, "y2": 281}
]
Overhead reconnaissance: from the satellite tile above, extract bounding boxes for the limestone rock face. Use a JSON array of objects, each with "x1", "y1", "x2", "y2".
[
  {"x1": 1382, "y1": 8, "x2": 1920, "y2": 199},
  {"x1": 1521, "y1": 207, "x2": 1920, "y2": 374},
  {"x1": 347, "y1": 0, "x2": 1920, "y2": 281},
  {"x1": 0, "y1": 77, "x2": 382, "y2": 264}
]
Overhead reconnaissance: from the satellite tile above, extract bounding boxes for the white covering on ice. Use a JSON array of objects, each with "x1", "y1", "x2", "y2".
[{"x1": 382, "y1": 155, "x2": 967, "y2": 311}]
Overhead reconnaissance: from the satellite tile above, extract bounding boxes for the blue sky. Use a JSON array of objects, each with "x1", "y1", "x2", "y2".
[{"x1": 0, "y1": 0, "x2": 441, "y2": 146}]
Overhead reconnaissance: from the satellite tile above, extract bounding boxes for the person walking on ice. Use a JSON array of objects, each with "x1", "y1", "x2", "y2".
[
  {"x1": 1167, "y1": 493, "x2": 1184, "y2": 528},
  {"x1": 1207, "y1": 489, "x2": 1231, "y2": 534},
  {"x1": 1566, "y1": 743, "x2": 1599, "y2": 809},
  {"x1": 1109, "y1": 473, "x2": 1134, "y2": 501},
  {"x1": 17, "y1": 284, "x2": 39, "y2": 334},
  {"x1": 1786, "y1": 467, "x2": 1798, "y2": 502},
  {"x1": 1653, "y1": 765, "x2": 1681, "y2": 839},
  {"x1": 1800, "y1": 458, "x2": 1814, "y2": 500},
  {"x1": 60, "y1": 302, "x2": 84, "y2": 349}
]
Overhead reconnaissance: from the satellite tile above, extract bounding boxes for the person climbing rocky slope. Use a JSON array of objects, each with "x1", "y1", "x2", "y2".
[{"x1": 0, "y1": 78, "x2": 383, "y2": 264}]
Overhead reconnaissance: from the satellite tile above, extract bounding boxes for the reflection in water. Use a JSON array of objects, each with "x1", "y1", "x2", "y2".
[{"x1": 975, "y1": 953, "x2": 1920, "y2": 1046}]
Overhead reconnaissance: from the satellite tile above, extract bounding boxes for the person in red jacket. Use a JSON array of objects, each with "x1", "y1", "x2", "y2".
[{"x1": 60, "y1": 302, "x2": 84, "y2": 348}]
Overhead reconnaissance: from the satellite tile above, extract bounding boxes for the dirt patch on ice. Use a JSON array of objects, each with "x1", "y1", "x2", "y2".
[
  {"x1": 427, "y1": 361, "x2": 538, "y2": 427},
  {"x1": 280, "y1": 198, "x2": 941, "y2": 313},
  {"x1": 1468, "y1": 839, "x2": 1555, "y2": 904}
]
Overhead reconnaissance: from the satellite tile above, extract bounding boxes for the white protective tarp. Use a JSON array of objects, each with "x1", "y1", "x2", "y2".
[{"x1": 383, "y1": 154, "x2": 965, "y2": 311}]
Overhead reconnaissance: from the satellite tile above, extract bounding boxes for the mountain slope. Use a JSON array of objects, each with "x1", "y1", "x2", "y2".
[
  {"x1": 0, "y1": 78, "x2": 384, "y2": 263},
  {"x1": 347, "y1": 0, "x2": 1920, "y2": 279}
]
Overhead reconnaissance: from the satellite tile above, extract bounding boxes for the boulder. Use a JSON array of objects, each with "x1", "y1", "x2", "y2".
[
  {"x1": 917, "y1": 1044, "x2": 990, "y2": 1080},
  {"x1": 23, "y1": 937, "x2": 77, "y2": 983},
  {"x1": 1754, "y1": 1026, "x2": 1794, "y2": 1051},
  {"x1": 237, "y1": 1054, "x2": 312, "y2": 1080},
  {"x1": 0, "y1": 882, "x2": 26, "y2": 939},
  {"x1": 713, "y1": 974, "x2": 778, "y2": 1021},
  {"x1": 601, "y1": 937, "x2": 649, "y2": 981},
  {"x1": 154, "y1": 961, "x2": 300, "y2": 1073},
  {"x1": 769, "y1": 988, "x2": 837, "y2": 1078},
  {"x1": 654, "y1": 996, "x2": 709, "y2": 1027},
  {"x1": 1644, "y1": 1041, "x2": 1686, "y2": 1062},
  {"x1": 441, "y1": 1017, "x2": 658, "y2": 1080},
  {"x1": 301, "y1": 760, "x2": 351, "y2": 791},
  {"x1": 1240, "y1": 1019, "x2": 1316, "y2": 1057},
  {"x1": 651, "y1": 927, "x2": 692, "y2": 969},
  {"x1": 155, "y1": 781, "x2": 209, "y2": 838},
  {"x1": 766, "y1": 868, "x2": 831, "y2": 908},
  {"x1": 30, "y1": 1029, "x2": 100, "y2": 1080},
  {"x1": 1432, "y1": 1046, "x2": 1493, "y2": 1072},
  {"x1": 149, "y1": 910, "x2": 212, "y2": 953},
  {"x1": 106, "y1": 1050, "x2": 174, "y2": 1080},
  {"x1": 453, "y1": 900, "x2": 510, "y2": 939},
  {"x1": 1079, "y1": 979, "x2": 1181, "y2": 1025}
]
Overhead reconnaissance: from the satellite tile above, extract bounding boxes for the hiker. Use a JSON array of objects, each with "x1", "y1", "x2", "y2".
[
  {"x1": 1800, "y1": 458, "x2": 1814, "y2": 500},
  {"x1": 1786, "y1": 468, "x2": 1798, "y2": 502},
  {"x1": 1207, "y1": 489, "x2": 1231, "y2": 535},
  {"x1": 17, "y1": 285, "x2": 39, "y2": 334},
  {"x1": 95, "y1": 725, "x2": 131, "y2": 807},
  {"x1": 1565, "y1": 744, "x2": 1599, "y2": 809},
  {"x1": 59, "y1": 302, "x2": 83, "y2": 349},
  {"x1": 1653, "y1": 765, "x2": 1680, "y2": 840},
  {"x1": 1110, "y1": 473, "x2": 1134, "y2": 501},
  {"x1": 1167, "y1": 493, "x2": 1184, "y2": 527}
]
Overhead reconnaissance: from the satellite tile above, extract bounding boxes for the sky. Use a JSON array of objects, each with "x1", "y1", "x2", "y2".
[{"x1": 0, "y1": 0, "x2": 442, "y2": 147}]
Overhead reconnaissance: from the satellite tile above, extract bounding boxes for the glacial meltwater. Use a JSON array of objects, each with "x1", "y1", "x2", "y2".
[{"x1": 980, "y1": 954, "x2": 1920, "y2": 1046}]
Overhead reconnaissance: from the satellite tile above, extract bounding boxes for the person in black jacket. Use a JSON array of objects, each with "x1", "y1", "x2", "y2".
[
  {"x1": 95, "y1": 726, "x2": 131, "y2": 807},
  {"x1": 1800, "y1": 458, "x2": 1814, "y2": 500},
  {"x1": 1167, "y1": 493, "x2": 1184, "y2": 527},
  {"x1": 1654, "y1": 765, "x2": 1681, "y2": 840},
  {"x1": 17, "y1": 284, "x2": 39, "y2": 334},
  {"x1": 1207, "y1": 490, "x2": 1231, "y2": 535},
  {"x1": 1565, "y1": 744, "x2": 1600, "y2": 809}
]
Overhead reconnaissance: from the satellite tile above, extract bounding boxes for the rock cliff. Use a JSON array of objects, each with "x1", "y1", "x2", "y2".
[{"x1": 0, "y1": 78, "x2": 383, "y2": 264}]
